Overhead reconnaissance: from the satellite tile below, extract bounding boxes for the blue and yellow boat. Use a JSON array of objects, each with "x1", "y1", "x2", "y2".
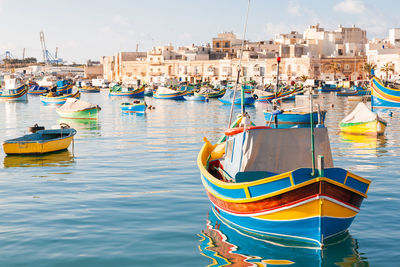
[
  {"x1": 0, "y1": 84, "x2": 28, "y2": 101},
  {"x1": 218, "y1": 89, "x2": 255, "y2": 105},
  {"x1": 56, "y1": 80, "x2": 73, "y2": 94},
  {"x1": 153, "y1": 87, "x2": 186, "y2": 100},
  {"x1": 3, "y1": 126, "x2": 76, "y2": 155},
  {"x1": 120, "y1": 100, "x2": 146, "y2": 114},
  {"x1": 28, "y1": 85, "x2": 49, "y2": 95},
  {"x1": 263, "y1": 110, "x2": 327, "y2": 125},
  {"x1": 370, "y1": 76, "x2": 400, "y2": 108},
  {"x1": 109, "y1": 85, "x2": 145, "y2": 97},
  {"x1": 198, "y1": 116, "x2": 370, "y2": 247},
  {"x1": 40, "y1": 91, "x2": 81, "y2": 106}
]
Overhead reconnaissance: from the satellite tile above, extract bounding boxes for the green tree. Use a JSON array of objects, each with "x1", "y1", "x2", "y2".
[
  {"x1": 380, "y1": 62, "x2": 395, "y2": 80},
  {"x1": 362, "y1": 62, "x2": 377, "y2": 79}
]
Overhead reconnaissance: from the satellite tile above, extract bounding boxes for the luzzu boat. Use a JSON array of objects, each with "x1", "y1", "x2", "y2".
[
  {"x1": 120, "y1": 100, "x2": 146, "y2": 113},
  {"x1": 0, "y1": 84, "x2": 28, "y2": 101},
  {"x1": 28, "y1": 85, "x2": 49, "y2": 95},
  {"x1": 56, "y1": 98, "x2": 101, "y2": 119},
  {"x1": 153, "y1": 87, "x2": 186, "y2": 100},
  {"x1": 194, "y1": 88, "x2": 226, "y2": 98},
  {"x1": 183, "y1": 95, "x2": 207, "y2": 101},
  {"x1": 3, "y1": 125, "x2": 77, "y2": 155},
  {"x1": 40, "y1": 91, "x2": 81, "y2": 105},
  {"x1": 198, "y1": 115, "x2": 370, "y2": 247},
  {"x1": 339, "y1": 102, "x2": 386, "y2": 135},
  {"x1": 264, "y1": 109, "x2": 326, "y2": 125},
  {"x1": 109, "y1": 85, "x2": 145, "y2": 97},
  {"x1": 56, "y1": 80, "x2": 73, "y2": 94},
  {"x1": 370, "y1": 75, "x2": 400, "y2": 108},
  {"x1": 218, "y1": 89, "x2": 255, "y2": 105}
]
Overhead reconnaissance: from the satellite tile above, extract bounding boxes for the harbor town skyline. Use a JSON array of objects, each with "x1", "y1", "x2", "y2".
[{"x1": 1, "y1": 0, "x2": 400, "y2": 63}]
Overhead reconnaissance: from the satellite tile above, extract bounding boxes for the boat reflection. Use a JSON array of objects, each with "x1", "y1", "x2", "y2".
[
  {"x1": 3, "y1": 150, "x2": 75, "y2": 168},
  {"x1": 199, "y1": 208, "x2": 368, "y2": 266},
  {"x1": 339, "y1": 132, "x2": 387, "y2": 155},
  {"x1": 57, "y1": 118, "x2": 101, "y2": 132}
]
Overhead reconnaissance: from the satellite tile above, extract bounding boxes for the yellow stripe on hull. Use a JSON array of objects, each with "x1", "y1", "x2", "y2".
[
  {"x1": 3, "y1": 136, "x2": 74, "y2": 154},
  {"x1": 253, "y1": 198, "x2": 357, "y2": 221},
  {"x1": 340, "y1": 120, "x2": 386, "y2": 136}
]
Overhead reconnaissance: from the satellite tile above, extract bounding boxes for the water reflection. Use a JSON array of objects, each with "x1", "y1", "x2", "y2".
[
  {"x1": 339, "y1": 132, "x2": 388, "y2": 156},
  {"x1": 3, "y1": 150, "x2": 75, "y2": 168},
  {"x1": 57, "y1": 118, "x2": 101, "y2": 134},
  {"x1": 199, "y1": 209, "x2": 368, "y2": 267}
]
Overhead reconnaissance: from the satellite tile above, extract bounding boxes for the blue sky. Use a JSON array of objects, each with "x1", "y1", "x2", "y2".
[{"x1": 0, "y1": 0, "x2": 399, "y2": 63}]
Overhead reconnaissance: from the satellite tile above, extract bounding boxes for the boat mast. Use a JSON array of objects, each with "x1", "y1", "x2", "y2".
[{"x1": 227, "y1": 0, "x2": 251, "y2": 128}]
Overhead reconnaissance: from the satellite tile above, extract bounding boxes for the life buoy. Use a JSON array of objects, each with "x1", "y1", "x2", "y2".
[{"x1": 224, "y1": 126, "x2": 270, "y2": 136}]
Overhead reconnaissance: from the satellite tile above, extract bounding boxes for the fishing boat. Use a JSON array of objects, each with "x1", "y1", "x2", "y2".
[
  {"x1": 78, "y1": 81, "x2": 100, "y2": 93},
  {"x1": 56, "y1": 80, "x2": 73, "y2": 94},
  {"x1": 109, "y1": 85, "x2": 145, "y2": 97},
  {"x1": 242, "y1": 84, "x2": 255, "y2": 94},
  {"x1": 198, "y1": 1, "x2": 369, "y2": 247},
  {"x1": 120, "y1": 100, "x2": 146, "y2": 113},
  {"x1": 0, "y1": 78, "x2": 28, "y2": 101},
  {"x1": 264, "y1": 109, "x2": 326, "y2": 125},
  {"x1": 144, "y1": 86, "x2": 155, "y2": 96},
  {"x1": 253, "y1": 89, "x2": 276, "y2": 102},
  {"x1": 339, "y1": 102, "x2": 386, "y2": 135},
  {"x1": 198, "y1": 116, "x2": 371, "y2": 247},
  {"x1": 3, "y1": 124, "x2": 77, "y2": 155},
  {"x1": 40, "y1": 91, "x2": 81, "y2": 105},
  {"x1": 28, "y1": 85, "x2": 49, "y2": 95},
  {"x1": 218, "y1": 89, "x2": 255, "y2": 105},
  {"x1": 318, "y1": 83, "x2": 340, "y2": 93},
  {"x1": 153, "y1": 87, "x2": 185, "y2": 100},
  {"x1": 183, "y1": 95, "x2": 207, "y2": 101},
  {"x1": 194, "y1": 88, "x2": 226, "y2": 98},
  {"x1": 56, "y1": 98, "x2": 101, "y2": 119},
  {"x1": 370, "y1": 75, "x2": 400, "y2": 108}
]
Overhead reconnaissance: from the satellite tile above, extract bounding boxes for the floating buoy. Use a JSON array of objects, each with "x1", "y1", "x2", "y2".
[{"x1": 389, "y1": 111, "x2": 393, "y2": 117}]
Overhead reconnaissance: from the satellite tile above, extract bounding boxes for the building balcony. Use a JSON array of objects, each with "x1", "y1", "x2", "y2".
[
  {"x1": 149, "y1": 72, "x2": 163, "y2": 76},
  {"x1": 149, "y1": 51, "x2": 162, "y2": 55}
]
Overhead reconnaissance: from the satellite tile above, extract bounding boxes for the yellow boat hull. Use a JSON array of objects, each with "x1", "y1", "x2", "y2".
[
  {"x1": 339, "y1": 120, "x2": 386, "y2": 136},
  {"x1": 3, "y1": 136, "x2": 74, "y2": 155}
]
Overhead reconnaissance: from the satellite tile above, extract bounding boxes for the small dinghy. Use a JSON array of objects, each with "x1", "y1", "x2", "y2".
[
  {"x1": 120, "y1": 100, "x2": 146, "y2": 113},
  {"x1": 3, "y1": 124, "x2": 77, "y2": 155},
  {"x1": 339, "y1": 102, "x2": 386, "y2": 135},
  {"x1": 56, "y1": 98, "x2": 101, "y2": 119}
]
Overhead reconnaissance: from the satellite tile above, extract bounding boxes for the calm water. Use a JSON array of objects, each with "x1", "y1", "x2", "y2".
[{"x1": 0, "y1": 92, "x2": 399, "y2": 266}]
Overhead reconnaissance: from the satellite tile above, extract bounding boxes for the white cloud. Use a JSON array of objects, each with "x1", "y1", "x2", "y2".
[
  {"x1": 113, "y1": 15, "x2": 129, "y2": 26},
  {"x1": 265, "y1": 23, "x2": 293, "y2": 38},
  {"x1": 334, "y1": 0, "x2": 366, "y2": 14},
  {"x1": 287, "y1": 1, "x2": 301, "y2": 16}
]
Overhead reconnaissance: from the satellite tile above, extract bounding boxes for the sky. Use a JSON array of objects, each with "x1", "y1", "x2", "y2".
[{"x1": 0, "y1": 0, "x2": 399, "y2": 63}]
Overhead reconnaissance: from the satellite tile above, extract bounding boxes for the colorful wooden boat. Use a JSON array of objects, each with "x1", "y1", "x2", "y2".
[
  {"x1": 109, "y1": 85, "x2": 145, "y2": 97},
  {"x1": 183, "y1": 95, "x2": 207, "y2": 101},
  {"x1": 264, "y1": 110, "x2": 327, "y2": 125},
  {"x1": 194, "y1": 88, "x2": 226, "y2": 98},
  {"x1": 242, "y1": 84, "x2": 255, "y2": 94},
  {"x1": 318, "y1": 84, "x2": 340, "y2": 92},
  {"x1": 28, "y1": 85, "x2": 49, "y2": 95},
  {"x1": 153, "y1": 87, "x2": 185, "y2": 100},
  {"x1": 40, "y1": 91, "x2": 81, "y2": 105},
  {"x1": 79, "y1": 86, "x2": 100, "y2": 93},
  {"x1": 198, "y1": 115, "x2": 370, "y2": 247},
  {"x1": 339, "y1": 102, "x2": 386, "y2": 135},
  {"x1": 56, "y1": 80, "x2": 73, "y2": 94},
  {"x1": 0, "y1": 84, "x2": 28, "y2": 101},
  {"x1": 370, "y1": 76, "x2": 400, "y2": 108},
  {"x1": 56, "y1": 98, "x2": 101, "y2": 119},
  {"x1": 218, "y1": 89, "x2": 255, "y2": 105},
  {"x1": 3, "y1": 126, "x2": 77, "y2": 155},
  {"x1": 120, "y1": 100, "x2": 146, "y2": 113},
  {"x1": 144, "y1": 87, "x2": 155, "y2": 96}
]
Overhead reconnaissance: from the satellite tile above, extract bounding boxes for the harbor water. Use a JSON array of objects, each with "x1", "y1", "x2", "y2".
[{"x1": 0, "y1": 92, "x2": 399, "y2": 266}]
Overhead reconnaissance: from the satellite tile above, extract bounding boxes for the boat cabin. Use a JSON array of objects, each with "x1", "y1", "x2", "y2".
[{"x1": 216, "y1": 127, "x2": 333, "y2": 183}]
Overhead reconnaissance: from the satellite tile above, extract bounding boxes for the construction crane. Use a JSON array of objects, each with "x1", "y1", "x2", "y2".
[
  {"x1": 40, "y1": 31, "x2": 61, "y2": 64},
  {"x1": 0, "y1": 51, "x2": 15, "y2": 64}
]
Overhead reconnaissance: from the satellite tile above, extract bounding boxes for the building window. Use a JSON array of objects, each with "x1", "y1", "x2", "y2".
[
  {"x1": 216, "y1": 42, "x2": 220, "y2": 48},
  {"x1": 344, "y1": 64, "x2": 350, "y2": 70},
  {"x1": 150, "y1": 68, "x2": 153, "y2": 72},
  {"x1": 225, "y1": 42, "x2": 229, "y2": 48}
]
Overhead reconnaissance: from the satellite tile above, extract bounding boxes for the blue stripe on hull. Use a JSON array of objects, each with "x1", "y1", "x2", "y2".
[
  {"x1": 263, "y1": 112, "x2": 326, "y2": 124},
  {"x1": 372, "y1": 95, "x2": 400, "y2": 108},
  {"x1": 219, "y1": 97, "x2": 255, "y2": 105},
  {"x1": 213, "y1": 206, "x2": 355, "y2": 246}
]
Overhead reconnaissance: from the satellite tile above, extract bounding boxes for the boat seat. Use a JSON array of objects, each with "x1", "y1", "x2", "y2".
[{"x1": 235, "y1": 171, "x2": 277, "y2": 183}]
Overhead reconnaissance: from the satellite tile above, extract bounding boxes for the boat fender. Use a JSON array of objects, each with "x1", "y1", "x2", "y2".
[
  {"x1": 225, "y1": 126, "x2": 270, "y2": 136},
  {"x1": 28, "y1": 123, "x2": 45, "y2": 133},
  {"x1": 210, "y1": 141, "x2": 226, "y2": 161}
]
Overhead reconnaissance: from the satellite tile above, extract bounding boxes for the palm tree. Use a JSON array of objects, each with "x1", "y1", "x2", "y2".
[
  {"x1": 381, "y1": 62, "x2": 395, "y2": 80},
  {"x1": 298, "y1": 75, "x2": 308, "y2": 83},
  {"x1": 362, "y1": 62, "x2": 377, "y2": 79}
]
